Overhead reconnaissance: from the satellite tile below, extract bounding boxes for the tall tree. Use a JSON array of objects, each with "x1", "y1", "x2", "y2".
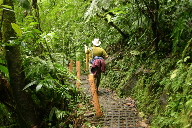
[{"x1": 1, "y1": 0, "x2": 38, "y2": 127}]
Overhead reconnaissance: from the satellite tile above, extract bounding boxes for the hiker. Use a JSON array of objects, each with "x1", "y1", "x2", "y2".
[{"x1": 84, "y1": 38, "x2": 108, "y2": 93}]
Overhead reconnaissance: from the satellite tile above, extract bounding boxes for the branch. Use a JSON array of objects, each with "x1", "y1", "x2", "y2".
[
  {"x1": 108, "y1": 21, "x2": 127, "y2": 38},
  {"x1": 96, "y1": 14, "x2": 128, "y2": 38}
]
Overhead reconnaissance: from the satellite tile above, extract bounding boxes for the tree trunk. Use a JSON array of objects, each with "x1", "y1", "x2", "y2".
[
  {"x1": 151, "y1": 0, "x2": 160, "y2": 51},
  {"x1": 135, "y1": 0, "x2": 160, "y2": 51},
  {"x1": 1, "y1": 0, "x2": 38, "y2": 127}
]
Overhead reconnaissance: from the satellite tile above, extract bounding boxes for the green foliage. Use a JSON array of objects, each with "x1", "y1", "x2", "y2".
[
  {"x1": 1, "y1": 5, "x2": 12, "y2": 9},
  {"x1": 102, "y1": 41, "x2": 191, "y2": 127},
  {"x1": 0, "y1": 58, "x2": 8, "y2": 76},
  {"x1": 18, "y1": 0, "x2": 30, "y2": 11},
  {"x1": 23, "y1": 55, "x2": 77, "y2": 96},
  {"x1": 1, "y1": 0, "x2": 191, "y2": 127},
  {"x1": 22, "y1": 55, "x2": 83, "y2": 127},
  {"x1": 150, "y1": 62, "x2": 192, "y2": 128},
  {"x1": 11, "y1": 23, "x2": 22, "y2": 37},
  {"x1": 0, "y1": 65, "x2": 8, "y2": 75},
  {"x1": 0, "y1": 103, "x2": 16, "y2": 127},
  {"x1": 102, "y1": 70, "x2": 124, "y2": 90}
]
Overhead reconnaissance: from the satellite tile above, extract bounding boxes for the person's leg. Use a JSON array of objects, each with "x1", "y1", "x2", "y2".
[
  {"x1": 89, "y1": 63, "x2": 92, "y2": 74},
  {"x1": 95, "y1": 68, "x2": 101, "y2": 93},
  {"x1": 90, "y1": 63, "x2": 102, "y2": 93},
  {"x1": 90, "y1": 64, "x2": 99, "y2": 93}
]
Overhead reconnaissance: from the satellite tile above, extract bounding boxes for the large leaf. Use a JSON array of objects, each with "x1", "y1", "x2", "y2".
[
  {"x1": 11, "y1": 23, "x2": 22, "y2": 37},
  {"x1": 1, "y1": 5, "x2": 12, "y2": 9},
  {"x1": 170, "y1": 69, "x2": 178, "y2": 79},
  {"x1": 0, "y1": 65, "x2": 8, "y2": 74}
]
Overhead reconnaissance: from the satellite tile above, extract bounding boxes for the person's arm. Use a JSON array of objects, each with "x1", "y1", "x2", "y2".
[
  {"x1": 103, "y1": 50, "x2": 108, "y2": 59},
  {"x1": 84, "y1": 45, "x2": 89, "y2": 53}
]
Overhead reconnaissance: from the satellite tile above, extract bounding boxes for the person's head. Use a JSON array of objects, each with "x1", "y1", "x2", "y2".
[{"x1": 92, "y1": 38, "x2": 101, "y2": 46}]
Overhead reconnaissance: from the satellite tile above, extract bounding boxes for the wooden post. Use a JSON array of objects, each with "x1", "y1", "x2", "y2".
[
  {"x1": 76, "y1": 61, "x2": 80, "y2": 88},
  {"x1": 68, "y1": 60, "x2": 73, "y2": 73},
  {"x1": 88, "y1": 74, "x2": 102, "y2": 117},
  {"x1": 86, "y1": 54, "x2": 89, "y2": 71}
]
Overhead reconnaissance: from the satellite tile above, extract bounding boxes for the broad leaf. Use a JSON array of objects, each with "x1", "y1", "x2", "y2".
[
  {"x1": 36, "y1": 83, "x2": 43, "y2": 91},
  {"x1": 11, "y1": 23, "x2": 22, "y2": 37},
  {"x1": 0, "y1": 65, "x2": 8, "y2": 74}
]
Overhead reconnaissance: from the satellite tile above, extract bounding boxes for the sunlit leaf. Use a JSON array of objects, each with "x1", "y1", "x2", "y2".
[
  {"x1": 11, "y1": 23, "x2": 22, "y2": 37},
  {"x1": 23, "y1": 81, "x2": 37, "y2": 90},
  {"x1": 106, "y1": 14, "x2": 111, "y2": 23},
  {"x1": 1, "y1": 5, "x2": 12, "y2": 9},
  {"x1": 184, "y1": 56, "x2": 190, "y2": 62},
  {"x1": 36, "y1": 83, "x2": 43, "y2": 91},
  {"x1": 170, "y1": 69, "x2": 178, "y2": 79},
  {"x1": 130, "y1": 50, "x2": 140, "y2": 55},
  {"x1": 186, "y1": 99, "x2": 192, "y2": 108}
]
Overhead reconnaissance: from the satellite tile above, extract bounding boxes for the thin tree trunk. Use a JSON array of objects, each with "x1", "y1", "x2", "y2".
[
  {"x1": 135, "y1": 0, "x2": 160, "y2": 51},
  {"x1": 1, "y1": 0, "x2": 38, "y2": 127}
]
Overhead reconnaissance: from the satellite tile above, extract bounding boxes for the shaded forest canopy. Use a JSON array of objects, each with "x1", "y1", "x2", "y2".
[{"x1": 0, "y1": 0, "x2": 192, "y2": 127}]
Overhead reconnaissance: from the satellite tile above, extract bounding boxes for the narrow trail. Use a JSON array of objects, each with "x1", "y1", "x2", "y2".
[{"x1": 81, "y1": 75, "x2": 148, "y2": 128}]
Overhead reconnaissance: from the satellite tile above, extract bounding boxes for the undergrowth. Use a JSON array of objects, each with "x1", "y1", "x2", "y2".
[
  {"x1": 22, "y1": 56, "x2": 90, "y2": 127},
  {"x1": 101, "y1": 45, "x2": 192, "y2": 128}
]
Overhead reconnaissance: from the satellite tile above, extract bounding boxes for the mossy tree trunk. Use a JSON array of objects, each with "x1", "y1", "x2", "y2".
[{"x1": 1, "y1": 0, "x2": 38, "y2": 127}]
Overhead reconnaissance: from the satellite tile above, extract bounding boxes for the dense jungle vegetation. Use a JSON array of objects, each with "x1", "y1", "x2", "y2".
[{"x1": 0, "y1": 0, "x2": 191, "y2": 127}]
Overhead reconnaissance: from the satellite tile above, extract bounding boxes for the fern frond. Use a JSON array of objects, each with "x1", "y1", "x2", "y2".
[{"x1": 23, "y1": 80, "x2": 37, "y2": 90}]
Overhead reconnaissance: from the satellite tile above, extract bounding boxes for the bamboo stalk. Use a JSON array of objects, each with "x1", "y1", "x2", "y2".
[{"x1": 88, "y1": 74, "x2": 102, "y2": 117}]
